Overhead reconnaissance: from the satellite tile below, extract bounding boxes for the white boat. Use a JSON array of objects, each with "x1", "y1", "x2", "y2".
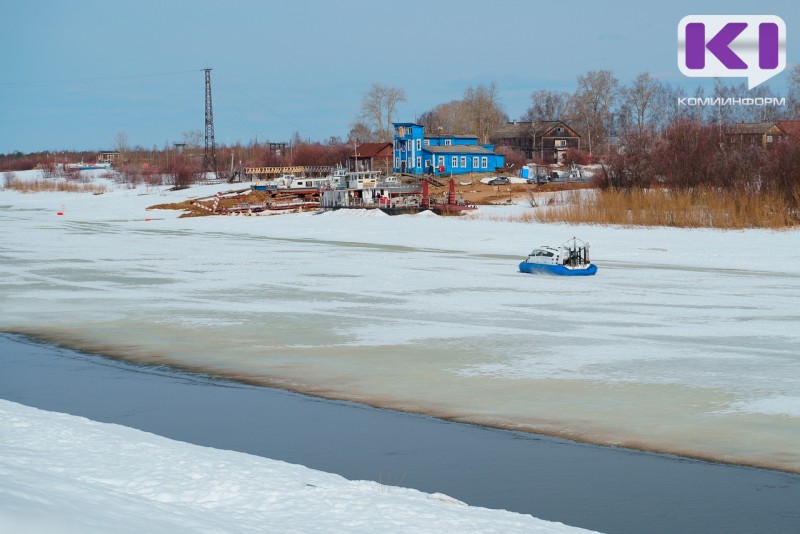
[{"x1": 519, "y1": 237, "x2": 597, "y2": 276}]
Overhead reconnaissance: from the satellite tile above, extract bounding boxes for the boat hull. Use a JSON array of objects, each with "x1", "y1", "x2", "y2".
[{"x1": 518, "y1": 261, "x2": 597, "y2": 276}]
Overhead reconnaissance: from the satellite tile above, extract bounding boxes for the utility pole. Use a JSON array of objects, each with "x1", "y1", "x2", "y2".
[{"x1": 202, "y1": 68, "x2": 218, "y2": 178}]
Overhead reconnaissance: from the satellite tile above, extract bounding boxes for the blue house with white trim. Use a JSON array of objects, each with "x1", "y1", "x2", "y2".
[{"x1": 393, "y1": 122, "x2": 505, "y2": 175}]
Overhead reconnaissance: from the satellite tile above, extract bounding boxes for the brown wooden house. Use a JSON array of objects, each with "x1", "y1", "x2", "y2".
[
  {"x1": 490, "y1": 121, "x2": 581, "y2": 163},
  {"x1": 725, "y1": 122, "x2": 786, "y2": 148},
  {"x1": 347, "y1": 142, "x2": 393, "y2": 173},
  {"x1": 777, "y1": 120, "x2": 800, "y2": 140}
]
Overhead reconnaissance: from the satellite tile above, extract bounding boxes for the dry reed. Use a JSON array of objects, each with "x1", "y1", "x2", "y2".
[
  {"x1": 511, "y1": 188, "x2": 798, "y2": 229},
  {"x1": 2, "y1": 175, "x2": 107, "y2": 194}
]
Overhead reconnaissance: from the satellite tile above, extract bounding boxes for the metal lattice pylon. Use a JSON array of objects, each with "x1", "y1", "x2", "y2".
[{"x1": 202, "y1": 68, "x2": 218, "y2": 177}]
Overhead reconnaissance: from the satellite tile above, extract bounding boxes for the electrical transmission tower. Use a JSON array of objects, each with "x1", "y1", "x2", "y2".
[{"x1": 202, "y1": 68, "x2": 218, "y2": 177}]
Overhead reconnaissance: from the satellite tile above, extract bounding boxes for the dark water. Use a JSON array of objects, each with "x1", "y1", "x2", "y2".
[{"x1": 2, "y1": 333, "x2": 799, "y2": 534}]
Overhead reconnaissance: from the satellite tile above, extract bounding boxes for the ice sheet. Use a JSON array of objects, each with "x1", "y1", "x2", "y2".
[{"x1": 2, "y1": 171, "x2": 799, "y2": 471}]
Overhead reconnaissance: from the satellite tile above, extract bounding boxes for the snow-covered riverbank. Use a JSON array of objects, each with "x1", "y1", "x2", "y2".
[{"x1": 0, "y1": 399, "x2": 587, "y2": 533}]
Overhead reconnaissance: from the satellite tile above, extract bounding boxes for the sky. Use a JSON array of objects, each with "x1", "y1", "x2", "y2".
[{"x1": 1, "y1": 0, "x2": 798, "y2": 153}]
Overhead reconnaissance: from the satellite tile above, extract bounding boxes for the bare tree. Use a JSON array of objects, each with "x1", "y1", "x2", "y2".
[
  {"x1": 707, "y1": 80, "x2": 782, "y2": 126},
  {"x1": 419, "y1": 100, "x2": 469, "y2": 134},
  {"x1": 786, "y1": 65, "x2": 800, "y2": 119},
  {"x1": 621, "y1": 72, "x2": 660, "y2": 135},
  {"x1": 383, "y1": 86, "x2": 406, "y2": 136},
  {"x1": 461, "y1": 82, "x2": 507, "y2": 143},
  {"x1": 360, "y1": 83, "x2": 407, "y2": 141},
  {"x1": 522, "y1": 90, "x2": 569, "y2": 122},
  {"x1": 114, "y1": 132, "x2": 129, "y2": 153},
  {"x1": 182, "y1": 130, "x2": 204, "y2": 150},
  {"x1": 347, "y1": 121, "x2": 375, "y2": 143},
  {"x1": 572, "y1": 70, "x2": 619, "y2": 154}
]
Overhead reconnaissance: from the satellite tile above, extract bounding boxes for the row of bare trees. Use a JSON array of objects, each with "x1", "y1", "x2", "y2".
[
  {"x1": 600, "y1": 120, "x2": 800, "y2": 208},
  {"x1": 524, "y1": 67, "x2": 800, "y2": 154},
  {"x1": 350, "y1": 82, "x2": 507, "y2": 144},
  {"x1": 348, "y1": 65, "x2": 800, "y2": 155}
]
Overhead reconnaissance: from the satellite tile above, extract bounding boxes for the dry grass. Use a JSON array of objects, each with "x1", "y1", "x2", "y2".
[
  {"x1": 512, "y1": 187, "x2": 798, "y2": 229},
  {"x1": 2, "y1": 174, "x2": 107, "y2": 194}
]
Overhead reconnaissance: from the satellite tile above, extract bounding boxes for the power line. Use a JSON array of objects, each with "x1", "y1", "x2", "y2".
[
  {"x1": 215, "y1": 80, "x2": 307, "y2": 139},
  {"x1": 0, "y1": 69, "x2": 204, "y2": 88}
]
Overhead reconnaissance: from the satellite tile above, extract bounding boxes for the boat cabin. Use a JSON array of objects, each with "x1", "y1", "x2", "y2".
[{"x1": 526, "y1": 246, "x2": 561, "y2": 265}]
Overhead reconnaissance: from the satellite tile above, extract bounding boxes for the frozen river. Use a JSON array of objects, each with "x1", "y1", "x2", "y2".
[{"x1": 2, "y1": 180, "x2": 799, "y2": 472}]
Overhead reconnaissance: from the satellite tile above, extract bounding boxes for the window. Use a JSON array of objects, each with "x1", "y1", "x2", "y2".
[
  {"x1": 416, "y1": 139, "x2": 421, "y2": 150},
  {"x1": 767, "y1": 135, "x2": 773, "y2": 143},
  {"x1": 424, "y1": 139, "x2": 430, "y2": 146},
  {"x1": 416, "y1": 156, "x2": 422, "y2": 168},
  {"x1": 460, "y1": 156, "x2": 467, "y2": 167},
  {"x1": 555, "y1": 140, "x2": 566, "y2": 147},
  {"x1": 473, "y1": 157, "x2": 479, "y2": 167},
  {"x1": 445, "y1": 139, "x2": 451, "y2": 146},
  {"x1": 481, "y1": 157, "x2": 488, "y2": 168},
  {"x1": 438, "y1": 156, "x2": 445, "y2": 167},
  {"x1": 452, "y1": 156, "x2": 458, "y2": 168}
]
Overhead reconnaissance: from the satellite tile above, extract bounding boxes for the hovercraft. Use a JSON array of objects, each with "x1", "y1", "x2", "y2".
[{"x1": 519, "y1": 237, "x2": 597, "y2": 276}]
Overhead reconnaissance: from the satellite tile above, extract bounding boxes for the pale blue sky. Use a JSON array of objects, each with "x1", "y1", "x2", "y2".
[{"x1": 1, "y1": 0, "x2": 797, "y2": 153}]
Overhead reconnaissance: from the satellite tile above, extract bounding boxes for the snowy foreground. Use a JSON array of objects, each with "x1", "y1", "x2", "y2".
[{"x1": 0, "y1": 400, "x2": 587, "y2": 533}]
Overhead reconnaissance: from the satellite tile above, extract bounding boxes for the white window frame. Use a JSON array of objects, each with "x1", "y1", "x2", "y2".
[
  {"x1": 438, "y1": 156, "x2": 445, "y2": 167},
  {"x1": 481, "y1": 156, "x2": 488, "y2": 168},
  {"x1": 460, "y1": 156, "x2": 467, "y2": 167},
  {"x1": 473, "y1": 157, "x2": 479, "y2": 167},
  {"x1": 451, "y1": 156, "x2": 458, "y2": 168},
  {"x1": 424, "y1": 139, "x2": 430, "y2": 146},
  {"x1": 416, "y1": 156, "x2": 422, "y2": 168},
  {"x1": 416, "y1": 139, "x2": 421, "y2": 150},
  {"x1": 445, "y1": 139, "x2": 452, "y2": 146}
]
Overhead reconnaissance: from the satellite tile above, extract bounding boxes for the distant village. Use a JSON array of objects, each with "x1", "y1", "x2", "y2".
[
  {"x1": 3, "y1": 70, "x2": 800, "y2": 219},
  {"x1": 140, "y1": 119, "x2": 591, "y2": 217}
]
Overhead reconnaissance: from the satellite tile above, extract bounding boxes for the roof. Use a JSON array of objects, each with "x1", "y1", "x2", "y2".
[
  {"x1": 422, "y1": 145, "x2": 496, "y2": 155},
  {"x1": 728, "y1": 122, "x2": 785, "y2": 135},
  {"x1": 490, "y1": 121, "x2": 580, "y2": 139},
  {"x1": 777, "y1": 120, "x2": 800, "y2": 137},
  {"x1": 349, "y1": 142, "x2": 392, "y2": 158},
  {"x1": 424, "y1": 134, "x2": 478, "y2": 140}
]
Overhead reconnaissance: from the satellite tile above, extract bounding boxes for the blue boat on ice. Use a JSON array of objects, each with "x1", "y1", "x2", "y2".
[{"x1": 519, "y1": 238, "x2": 597, "y2": 276}]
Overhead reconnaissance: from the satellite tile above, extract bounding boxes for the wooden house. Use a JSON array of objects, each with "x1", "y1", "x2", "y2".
[
  {"x1": 348, "y1": 142, "x2": 393, "y2": 173},
  {"x1": 490, "y1": 121, "x2": 581, "y2": 163},
  {"x1": 725, "y1": 122, "x2": 786, "y2": 148}
]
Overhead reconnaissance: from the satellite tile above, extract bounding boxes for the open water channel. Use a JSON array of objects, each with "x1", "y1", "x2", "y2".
[{"x1": 2, "y1": 333, "x2": 799, "y2": 534}]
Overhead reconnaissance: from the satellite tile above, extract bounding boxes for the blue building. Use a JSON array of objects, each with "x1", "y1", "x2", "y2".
[{"x1": 393, "y1": 122, "x2": 505, "y2": 175}]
